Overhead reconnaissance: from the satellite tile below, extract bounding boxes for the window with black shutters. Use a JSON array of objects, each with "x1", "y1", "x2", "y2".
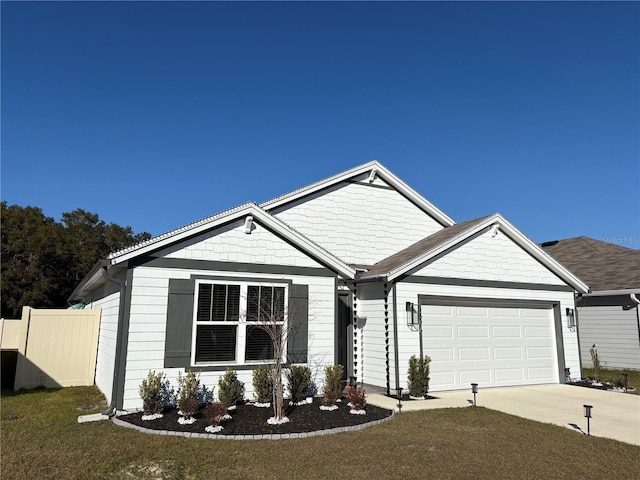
[{"x1": 192, "y1": 281, "x2": 287, "y2": 365}]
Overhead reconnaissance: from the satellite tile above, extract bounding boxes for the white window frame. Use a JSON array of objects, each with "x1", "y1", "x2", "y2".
[{"x1": 190, "y1": 279, "x2": 288, "y2": 367}]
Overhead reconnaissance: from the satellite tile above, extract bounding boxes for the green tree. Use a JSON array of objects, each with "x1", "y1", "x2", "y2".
[{"x1": 1, "y1": 202, "x2": 150, "y2": 318}]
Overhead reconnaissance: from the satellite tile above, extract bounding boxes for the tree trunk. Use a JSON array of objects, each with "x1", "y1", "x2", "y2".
[{"x1": 272, "y1": 359, "x2": 284, "y2": 420}]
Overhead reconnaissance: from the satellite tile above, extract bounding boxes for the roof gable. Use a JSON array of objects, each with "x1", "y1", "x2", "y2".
[
  {"x1": 260, "y1": 160, "x2": 455, "y2": 227},
  {"x1": 361, "y1": 214, "x2": 589, "y2": 293},
  {"x1": 108, "y1": 203, "x2": 356, "y2": 279}
]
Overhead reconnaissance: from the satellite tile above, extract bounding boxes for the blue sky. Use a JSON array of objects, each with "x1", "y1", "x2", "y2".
[{"x1": 2, "y1": 1, "x2": 639, "y2": 249}]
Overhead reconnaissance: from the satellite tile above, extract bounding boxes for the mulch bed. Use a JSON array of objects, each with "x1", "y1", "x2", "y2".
[{"x1": 118, "y1": 398, "x2": 393, "y2": 436}]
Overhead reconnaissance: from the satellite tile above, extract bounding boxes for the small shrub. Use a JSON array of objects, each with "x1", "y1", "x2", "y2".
[
  {"x1": 287, "y1": 365, "x2": 312, "y2": 404},
  {"x1": 590, "y1": 345, "x2": 600, "y2": 382},
  {"x1": 204, "y1": 402, "x2": 228, "y2": 426},
  {"x1": 177, "y1": 369, "x2": 200, "y2": 405},
  {"x1": 322, "y1": 364, "x2": 344, "y2": 406},
  {"x1": 218, "y1": 368, "x2": 244, "y2": 406},
  {"x1": 346, "y1": 387, "x2": 366, "y2": 410},
  {"x1": 408, "y1": 354, "x2": 431, "y2": 398},
  {"x1": 138, "y1": 370, "x2": 165, "y2": 415},
  {"x1": 178, "y1": 397, "x2": 199, "y2": 418},
  {"x1": 252, "y1": 366, "x2": 273, "y2": 403}
]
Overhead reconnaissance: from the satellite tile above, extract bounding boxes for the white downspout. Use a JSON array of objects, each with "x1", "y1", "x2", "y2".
[{"x1": 630, "y1": 293, "x2": 640, "y2": 305}]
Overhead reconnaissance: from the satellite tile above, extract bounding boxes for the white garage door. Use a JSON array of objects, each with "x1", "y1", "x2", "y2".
[{"x1": 421, "y1": 303, "x2": 558, "y2": 390}]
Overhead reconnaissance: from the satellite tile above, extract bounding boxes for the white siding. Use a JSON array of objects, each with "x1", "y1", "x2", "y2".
[
  {"x1": 272, "y1": 179, "x2": 444, "y2": 265},
  {"x1": 90, "y1": 291, "x2": 120, "y2": 405},
  {"x1": 418, "y1": 230, "x2": 566, "y2": 286},
  {"x1": 578, "y1": 302, "x2": 640, "y2": 371},
  {"x1": 156, "y1": 219, "x2": 322, "y2": 268},
  {"x1": 357, "y1": 283, "x2": 388, "y2": 389},
  {"x1": 120, "y1": 266, "x2": 336, "y2": 410}
]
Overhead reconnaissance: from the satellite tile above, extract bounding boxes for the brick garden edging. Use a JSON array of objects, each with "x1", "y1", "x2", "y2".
[{"x1": 112, "y1": 412, "x2": 394, "y2": 440}]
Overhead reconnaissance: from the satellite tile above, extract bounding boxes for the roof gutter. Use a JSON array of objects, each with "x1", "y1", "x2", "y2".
[
  {"x1": 100, "y1": 266, "x2": 127, "y2": 417},
  {"x1": 581, "y1": 289, "x2": 640, "y2": 297}
]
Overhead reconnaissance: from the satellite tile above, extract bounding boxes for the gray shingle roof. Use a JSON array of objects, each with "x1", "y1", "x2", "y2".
[
  {"x1": 360, "y1": 215, "x2": 492, "y2": 278},
  {"x1": 540, "y1": 236, "x2": 640, "y2": 292}
]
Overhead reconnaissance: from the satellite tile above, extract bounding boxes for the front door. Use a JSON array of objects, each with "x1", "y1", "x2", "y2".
[{"x1": 337, "y1": 293, "x2": 353, "y2": 380}]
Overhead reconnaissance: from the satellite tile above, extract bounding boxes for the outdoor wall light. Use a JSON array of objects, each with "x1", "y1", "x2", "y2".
[
  {"x1": 406, "y1": 302, "x2": 416, "y2": 325},
  {"x1": 583, "y1": 404, "x2": 593, "y2": 435},
  {"x1": 471, "y1": 383, "x2": 478, "y2": 406},
  {"x1": 566, "y1": 308, "x2": 576, "y2": 329}
]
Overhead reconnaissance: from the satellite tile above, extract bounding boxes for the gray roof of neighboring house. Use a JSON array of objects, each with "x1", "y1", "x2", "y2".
[
  {"x1": 360, "y1": 215, "x2": 492, "y2": 278},
  {"x1": 540, "y1": 236, "x2": 640, "y2": 292}
]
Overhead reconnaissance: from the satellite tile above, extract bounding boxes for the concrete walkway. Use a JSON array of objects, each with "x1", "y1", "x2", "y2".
[{"x1": 368, "y1": 384, "x2": 640, "y2": 446}]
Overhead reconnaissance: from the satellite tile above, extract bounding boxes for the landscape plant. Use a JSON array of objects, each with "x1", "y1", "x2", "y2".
[
  {"x1": 176, "y1": 369, "x2": 200, "y2": 423},
  {"x1": 407, "y1": 354, "x2": 431, "y2": 398},
  {"x1": 203, "y1": 402, "x2": 230, "y2": 433},
  {"x1": 138, "y1": 370, "x2": 165, "y2": 419},
  {"x1": 286, "y1": 365, "x2": 312, "y2": 405},
  {"x1": 218, "y1": 368, "x2": 244, "y2": 406},
  {"x1": 345, "y1": 387, "x2": 366, "y2": 414},
  {"x1": 590, "y1": 344, "x2": 600, "y2": 382},
  {"x1": 321, "y1": 364, "x2": 344, "y2": 408},
  {"x1": 252, "y1": 366, "x2": 273, "y2": 405}
]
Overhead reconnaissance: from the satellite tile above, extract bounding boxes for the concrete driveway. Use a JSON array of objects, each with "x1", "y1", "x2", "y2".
[{"x1": 368, "y1": 384, "x2": 640, "y2": 446}]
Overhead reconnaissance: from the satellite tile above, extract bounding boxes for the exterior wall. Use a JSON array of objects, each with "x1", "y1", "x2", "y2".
[
  {"x1": 387, "y1": 282, "x2": 578, "y2": 392},
  {"x1": 121, "y1": 265, "x2": 336, "y2": 410},
  {"x1": 577, "y1": 296, "x2": 640, "y2": 371},
  {"x1": 156, "y1": 219, "x2": 321, "y2": 268},
  {"x1": 89, "y1": 289, "x2": 121, "y2": 405},
  {"x1": 356, "y1": 282, "x2": 389, "y2": 391},
  {"x1": 271, "y1": 178, "x2": 445, "y2": 265},
  {"x1": 418, "y1": 230, "x2": 566, "y2": 286}
]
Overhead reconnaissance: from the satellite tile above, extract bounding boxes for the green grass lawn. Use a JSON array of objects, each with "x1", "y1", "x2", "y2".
[
  {"x1": 581, "y1": 367, "x2": 640, "y2": 395},
  {"x1": 2, "y1": 386, "x2": 639, "y2": 480}
]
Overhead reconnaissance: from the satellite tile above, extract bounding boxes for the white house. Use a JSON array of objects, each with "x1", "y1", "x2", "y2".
[{"x1": 69, "y1": 161, "x2": 589, "y2": 412}]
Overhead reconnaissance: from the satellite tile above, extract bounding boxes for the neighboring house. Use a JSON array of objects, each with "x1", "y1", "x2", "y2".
[
  {"x1": 541, "y1": 237, "x2": 640, "y2": 371},
  {"x1": 69, "y1": 162, "x2": 589, "y2": 412}
]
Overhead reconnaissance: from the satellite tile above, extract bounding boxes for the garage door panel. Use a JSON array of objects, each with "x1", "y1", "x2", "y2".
[
  {"x1": 459, "y1": 369, "x2": 491, "y2": 383},
  {"x1": 423, "y1": 325, "x2": 454, "y2": 339},
  {"x1": 494, "y1": 368, "x2": 525, "y2": 382},
  {"x1": 458, "y1": 326, "x2": 489, "y2": 339},
  {"x1": 526, "y1": 346, "x2": 553, "y2": 359},
  {"x1": 491, "y1": 307, "x2": 522, "y2": 317},
  {"x1": 457, "y1": 306, "x2": 489, "y2": 317},
  {"x1": 422, "y1": 304, "x2": 557, "y2": 390},
  {"x1": 528, "y1": 367, "x2": 555, "y2": 380},
  {"x1": 458, "y1": 347, "x2": 490, "y2": 361},
  {"x1": 429, "y1": 348, "x2": 455, "y2": 362},
  {"x1": 524, "y1": 309, "x2": 549, "y2": 318},
  {"x1": 493, "y1": 347, "x2": 523, "y2": 360},
  {"x1": 430, "y1": 371, "x2": 455, "y2": 387},
  {"x1": 524, "y1": 326, "x2": 551, "y2": 338},
  {"x1": 422, "y1": 305, "x2": 454, "y2": 317},
  {"x1": 492, "y1": 326, "x2": 522, "y2": 338}
]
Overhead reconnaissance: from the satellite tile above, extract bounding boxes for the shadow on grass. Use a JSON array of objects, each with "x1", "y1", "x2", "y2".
[
  {"x1": 1, "y1": 386, "x2": 64, "y2": 398},
  {"x1": 568, "y1": 423, "x2": 586, "y2": 435}
]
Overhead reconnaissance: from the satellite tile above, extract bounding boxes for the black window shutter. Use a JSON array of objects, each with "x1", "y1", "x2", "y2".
[
  {"x1": 287, "y1": 284, "x2": 309, "y2": 364},
  {"x1": 164, "y1": 278, "x2": 195, "y2": 368}
]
